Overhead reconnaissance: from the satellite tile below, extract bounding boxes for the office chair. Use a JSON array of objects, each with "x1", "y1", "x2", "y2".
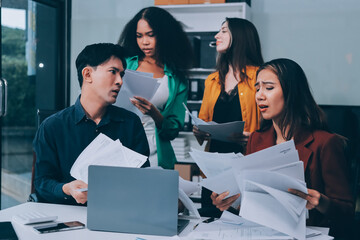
[
  {"x1": 320, "y1": 105, "x2": 360, "y2": 239},
  {"x1": 28, "y1": 109, "x2": 58, "y2": 202},
  {"x1": 27, "y1": 151, "x2": 38, "y2": 202}
]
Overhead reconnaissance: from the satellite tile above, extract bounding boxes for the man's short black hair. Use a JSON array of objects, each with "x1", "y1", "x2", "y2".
[{"x1": 75, "y1": 43, "x2": 127, "y2": 87}]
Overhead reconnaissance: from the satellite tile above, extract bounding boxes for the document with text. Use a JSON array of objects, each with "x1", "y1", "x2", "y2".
[
  {"x1": 190, "y1": 140, "x2": 312, "y2": 240},
  {"x1": 70, "y1": 133, "x2": 147, "y2": 183}
]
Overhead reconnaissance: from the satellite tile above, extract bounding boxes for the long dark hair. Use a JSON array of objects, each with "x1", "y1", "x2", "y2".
[
  {"x1": 257, "y1": 58, "x2": 329, "y2": 140},
  {"x1": 217, "y1": 18, "x2": 264, "y2": 89},
  {"x1": 118, "y1": 7, "x2": 193, "y2": 81}
]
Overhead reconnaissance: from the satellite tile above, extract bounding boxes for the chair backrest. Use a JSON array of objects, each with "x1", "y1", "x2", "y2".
[
  {"x1": 319, "y1": 105, "x2": 360, "y2": 203},
  {"x1": 30, "y1": 109, "x2": 58, "y2": 195},
  {"x1": 319, "y1": 105, "x2": 360, "y2": 238}
]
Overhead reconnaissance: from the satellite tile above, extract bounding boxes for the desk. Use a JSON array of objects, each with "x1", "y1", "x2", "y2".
[{"x1": 0, "y1": 202, "x2": 197, "y2": 240}]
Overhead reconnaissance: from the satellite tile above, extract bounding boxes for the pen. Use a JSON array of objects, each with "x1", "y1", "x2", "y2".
[
  {"x1": 193, "y1": 222, "x2": 199, "y2": 230},
  {"x1": 76, "y1": 188, "x2": 88, "y2": 192}
]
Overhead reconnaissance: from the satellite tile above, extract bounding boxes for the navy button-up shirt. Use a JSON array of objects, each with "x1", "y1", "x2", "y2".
[{"x1": 33, "y1": 97, "x2": 150, "y2": 204}]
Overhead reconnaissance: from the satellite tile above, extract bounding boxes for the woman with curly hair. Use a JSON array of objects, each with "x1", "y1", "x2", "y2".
[{"x1": 119, "y1": 7, "x2": 193, "y2": 169}]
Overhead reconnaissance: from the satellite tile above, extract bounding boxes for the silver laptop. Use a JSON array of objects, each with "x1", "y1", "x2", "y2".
[{"x1": 87, "y1": 166, "x2": 183, "y2": 236}]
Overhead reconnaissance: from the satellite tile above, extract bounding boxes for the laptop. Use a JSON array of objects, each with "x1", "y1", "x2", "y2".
[{"x1": 87, "y1": 166, "x2": 189, "y2": 236}]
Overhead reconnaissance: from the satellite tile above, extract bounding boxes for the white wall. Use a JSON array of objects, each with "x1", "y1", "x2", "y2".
[
  {"x1": 251, "y1": 0, "x2": 360, "y2": 106},
  {"x1": 70, "y1": 0, "x2": 154, "y2": 104},
  {"x1": 70, "y1": 0, "x2": 360, "y2": 106}
]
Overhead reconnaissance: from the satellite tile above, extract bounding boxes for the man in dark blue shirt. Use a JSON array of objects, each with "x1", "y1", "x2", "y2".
[{"x1": 33, "y1": 43, "x2": 150, "y2": 205}]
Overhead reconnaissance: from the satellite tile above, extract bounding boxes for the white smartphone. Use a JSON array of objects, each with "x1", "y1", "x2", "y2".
[{"x1": 33, "y1": 221, "x2": 85, "y2": 234}]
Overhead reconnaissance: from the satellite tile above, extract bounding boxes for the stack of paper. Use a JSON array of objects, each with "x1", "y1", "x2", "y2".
[
  {"x1": 183, "y1": 103, "x2": 245, "y2": 142},
  {"x1": 190, "y1": 140, "x2": 309, "y2": 240},
  {"x1": 239, "y1": 171, "x2": 307, "y2": 240},
  {"x1": 114, "y1": 69, "x2": 160, "y2": 117},
  {"x1": 188, "y1": 210, "x2": 333, "y2": 240},
  {"x1": 171, "y1": 137, "x2": 190, "y2": 162},
  {"x1": 189, "y1": 211, "x2": 292, "y2": 239},
  {"x1": 70, "y1": 133, "x2": 147, "y2": 184}
]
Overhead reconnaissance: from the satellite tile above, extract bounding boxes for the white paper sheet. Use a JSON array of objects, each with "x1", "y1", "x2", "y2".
[
  {"x1": 240, "y1": 190, "x2": 306, "y2": 240},
  {"x1": 183, "y1": 102, "x2": 207, "y2": 126},
  {"x1": 306, "y1": 227, "x2": 333, "y2": 240},
  {"x1": 239, "y1": 139, "x2": 296, "y2": 162},
  {"x1": 114, "y1": 69, "x2": 160, "y2": 116},
  {"x1": 238, "y1": 170, "x2": 307, "y2": 196},
  {"x1": 231, "y1": 150, "x2": 300, "y2": 173},
  {"x1": 189, "y1": 140, "x2": 311, "y2": 240},
  {"x1": 270, "y1": 161, "x2": 305, "y2": 181},
  {"x1": 239, "y1": 171, "x2": 307, "y2": 218},
  {"x1": 70, "y1": 133, "x2": 147, "y2": 183},
  {"x1": 183, "y1": 103, "x2": 245, "y2": 142},
  {"x1": 189, "y1": 218, "x2": 292, "y2": 240},
  {"x1": 239, "y1": 173, "x2": 307, "y2": 240},
  {"x1": 190, "y1": 148, "x2": 241, "y2": 178},
  {"x1": 194, "y1": 143, "x2": 302, "y2": 200},
  {"x1": 121, "y1": 145, "x2": 148, "y2": 168},
  {"x1": 178, "y1": 188, "x2": 201, "y2": 219},
  {"x1": 179, "y1": 177, "x2": 201, "y2": 196},
  {"x1": 200, "y1": 168, "x2": 240, "y2": 199},
  {"x1": 220, "y1": 210, "x2": 246, "y2": 225},
  {"x1": 243, "y1": 180, "x2": 306, "y2": 222},
  {"x1": 307, "y1": 226, "x2": 330, "y2": 236}
]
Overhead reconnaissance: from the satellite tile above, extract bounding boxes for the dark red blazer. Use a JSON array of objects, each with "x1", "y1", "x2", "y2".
[{"x1": 246, "y1": 126, "x2": 354, "y2": 237}]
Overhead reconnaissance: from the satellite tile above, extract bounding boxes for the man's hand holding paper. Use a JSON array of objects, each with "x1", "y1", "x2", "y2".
[{"x1": 70, "y1": 133, "x2": 147, "y2": 184}]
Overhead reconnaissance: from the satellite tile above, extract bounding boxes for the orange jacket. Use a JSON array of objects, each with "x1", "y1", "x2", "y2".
[{"x1": 198, "y1": 66, "x2": 261, "y2": 133}]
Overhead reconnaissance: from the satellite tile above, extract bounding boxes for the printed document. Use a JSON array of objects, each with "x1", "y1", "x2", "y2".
[
  {"x1": 70, "y1": 133, "x2": 147, "y2": 183},
  {"x1": 193, "y1": 141, "x2": 303, "y2": 199},
  {"x1": 190, "y1": 140, "x2": 310, "y2": 239}
]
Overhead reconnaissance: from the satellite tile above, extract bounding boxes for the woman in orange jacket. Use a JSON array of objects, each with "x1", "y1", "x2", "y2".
[{"x1": 193, "y1": 18, "x2": 264, "y2": 217}]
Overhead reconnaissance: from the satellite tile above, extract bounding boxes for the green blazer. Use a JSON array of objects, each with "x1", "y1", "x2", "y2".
[{"x1": 126, "y1": 56, "x2": 188, "y2": 169}]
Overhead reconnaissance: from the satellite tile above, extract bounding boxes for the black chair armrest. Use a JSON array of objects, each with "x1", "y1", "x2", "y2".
[{"x1": 27, "y1": 193, "x2": 39, "y2": 202}]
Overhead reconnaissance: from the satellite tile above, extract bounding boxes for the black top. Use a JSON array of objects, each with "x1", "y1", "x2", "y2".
[
  {"x1": 209, "y1": 85, "x2": 243, "y2": 154},
  {"x1": 200, "y1": 86, "x2": 244, "y2": 218}
]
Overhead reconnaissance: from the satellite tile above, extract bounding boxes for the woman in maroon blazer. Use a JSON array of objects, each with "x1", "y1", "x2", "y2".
[{"x1": 211, "y1": 58, "x2": 354, "y2": 238}]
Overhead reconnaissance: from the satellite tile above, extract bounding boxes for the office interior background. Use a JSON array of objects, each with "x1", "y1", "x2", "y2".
[{"x1": 0, "y1": 0, "x2": 359, "y2": 223}]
